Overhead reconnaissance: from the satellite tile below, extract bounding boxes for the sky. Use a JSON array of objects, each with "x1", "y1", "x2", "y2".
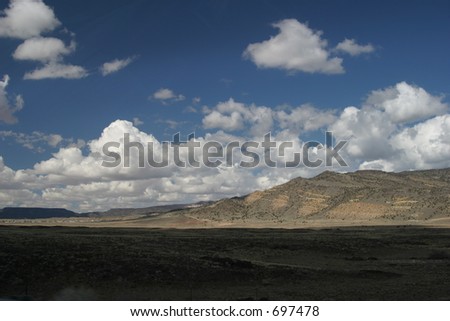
[{"x1": 0, "y1": 0, "x2": 449, "y2": 211}]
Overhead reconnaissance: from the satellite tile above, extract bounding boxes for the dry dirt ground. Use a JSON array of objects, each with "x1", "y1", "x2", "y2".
[{"x1": 0, "y1": 225, "x2": 449, "y2": 300}]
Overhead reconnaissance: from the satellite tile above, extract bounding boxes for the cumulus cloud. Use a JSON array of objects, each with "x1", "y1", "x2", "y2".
[
  {"x1": 329, "y1": 106, "x2": 395, "y2": 162},
  {"x1": 365, "y1": 82, "x2": 448, "y2": 123},
  {"x1": 388, "y1": 115, "x2": 450, "y2": 169},
  {"x1": 13, "y1": 36, "x2": 87, "y2": 80},
  {"x1": 0, "y1": 156, "x2": 35, "y2": 193},
  {"x1": 203, "y1": 99, "x2": 334, "y2": 137},
  {"x1": 329, "y1": 82, "x2": 450, "y2": 171},
  {"x1": 151, "y1": 88, "x2": 185, "y2": 104},
  {"x1": 243, "y1": 19, "x2": 344, "y2": 74},
  {"x1": 359, "y1": 115, "x2": 450, "y2": 172},
  {"x1": 203, "y1": 98, "x2": 273, "y2": 136},
  {"x1": 12, "y1": 36, "x2": 87, "y2": 80},
  {"x1": 203, "y1": 99, "x2": 246, "y2": 131},
  {"x1": 275, "y1": 104, "x2": 337, "y2": 132},
  {"x1": 335, "y1": 38, "x2": 375, "y2": 56},
  {"x1": 100, "y1": 56, "x2": 136, "y2": 76},
  {"x1": 13, "y1": 36, "x2": 75, "y2": 62},
  {"x1": 0, "y1": 119, "x2": 294, "y2": 210},
  {"x1": 0, "y1": 0, "x2": 60, "y2": 39},
  {"x1": 0, "y1": 74, "x2": 24, "y2": 124},
  {"x1": 14, "y1": 120, "x2": 261, "y2": 210},
  {"x1": 24, "y1": 62, "x2": 88, "y2": 80}
]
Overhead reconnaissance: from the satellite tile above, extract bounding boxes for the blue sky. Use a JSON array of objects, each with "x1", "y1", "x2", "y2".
[{"x1": 1, "y1": 0, "x2": 450, "y2": 210}]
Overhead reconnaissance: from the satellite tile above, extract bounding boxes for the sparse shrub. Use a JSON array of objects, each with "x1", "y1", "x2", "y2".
[{"x1": 427, "y1": 250, "x2": 450, "y2": 260}]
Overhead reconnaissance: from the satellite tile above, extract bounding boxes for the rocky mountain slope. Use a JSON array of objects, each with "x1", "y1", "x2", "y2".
[{"x1": 183, "y1": 169, "x2": 450, "y2": 224}]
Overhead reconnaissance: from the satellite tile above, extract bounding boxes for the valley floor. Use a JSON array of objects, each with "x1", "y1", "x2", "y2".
[{"x1": 0, "y1": 226, "x2": 449, "y2": 300}]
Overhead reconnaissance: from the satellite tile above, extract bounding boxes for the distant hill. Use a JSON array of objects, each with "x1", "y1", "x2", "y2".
[
  {"x1": 0, "y1": 202, "x2": 214, "y2": 221},
  {"x1": 0, "y1": 207, "x2": 78, "y2": 219},
  {"x1": 183, "y1": 168, "x2": 450, "y2": 224},
  {"x1": 88, "y1": 201, "x2": 214, "y2": 217}
]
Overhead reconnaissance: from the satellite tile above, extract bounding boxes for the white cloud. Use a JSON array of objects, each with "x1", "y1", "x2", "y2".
[
  {"x1": 202, "y1": 99, "x2": 246, "y2": 131},
  {"x1": 100, "y1": 56, "x2": 136, "y2": 76},
  {"x1": 184, "y1": 106, "x2": 197, "y2": 113},
  {"x1": 153, "y1": 88, "x2": 175, "y2": 100},
  {"x1": 15, "y1": 39, "x2": 87, "y2": 79},
  {"x1": 47, "y1": 134, "x2": 63, "y2": 147},
  {"x1": 13, "y1": 36, "x2": 75, "y2": 62},
  {"x1": 359, "y1": 115, "x2": 450, "y2": 172},
  {"x1": 366, "y1": 82, "x2": 448, "y2": 123},
  {"x1": 0, "y1": 0, "x2": 60, "y2": 39},
  {"x1": 0, "y1": 156, "x2": 33, "y2": 191},
  {"x1": 335, "y1": 38, "x2": 374, "y2": 56},
  {"x1": 0, "y1": 74, "x2": 10, "y2": 88},
  {"x1": 151, "y1": 88, "x2": 185, "y2": 103},
  {"x1": 329, "y1": 82, "x2": 450, "y2": 171},
  {"x1": 0, "y1": 1, "x2": 89, "y2": 80},
  {"x1": 275, "y1": 104, "x2": 337, "y2": 132},
  {"x1": 328, "y1": 82, "x2": 450, "y2": 171},
  {"x1": 132, "y1": 117, "x2": 143, "y2": 126},
  {"x1": 243, "y1": 19, "x2": 344, "y2": 74},
  {"x1": 202, "y1": 98, "x2": 273, "y2": 136},
  {"x1": 381, "y1": 115, "x2": 450, "y2": 171},
  {"x1": 329, "y1": 106, "x2": 395, "y2": 161},
  {"x1": 0, "y1": 74, "x2": 23, "y2": 124},
  {"x1": 203, "y1": 99, "x2": 334, "y2": 137},
  {"x1": 0, "y1": 130, "x2": 80, "y2": 152},
  {"x1": 203, "y1": 110, "x2": 245, "y2": 131},
  {"x1": 24, "y1": 62, "x2": 88, "y2": 80}
]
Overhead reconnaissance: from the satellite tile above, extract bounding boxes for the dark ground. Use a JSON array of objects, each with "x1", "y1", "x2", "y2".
[{"x1": 0, "y1": 226, "x2": 449, "y2": 300}]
